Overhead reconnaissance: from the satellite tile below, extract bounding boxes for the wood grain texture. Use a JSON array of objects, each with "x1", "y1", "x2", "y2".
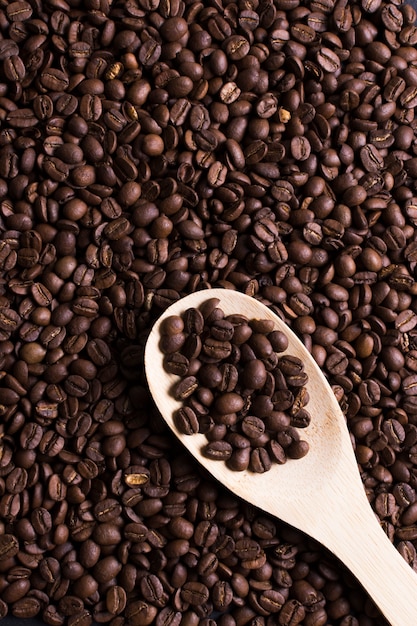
[{"x1": 145, "y1": 289, "x2": 417, "y2": 625}]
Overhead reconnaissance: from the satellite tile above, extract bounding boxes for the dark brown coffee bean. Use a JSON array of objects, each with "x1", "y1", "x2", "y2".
[
  {"x1": 287, "y1": 439, "x2": 310, "y2": 459},
  {"x1": 183, "y1": 308, "x2": 204, "y2": 334},
  {"x1": 31, "y1": 508, "x2": 52, "y2": 534},
  {"x1": 214, "y1": 391, "x2": 245, "y2": 415},
  {"x1": 0, "y1": 387, "x2": 20, "y2": 405},
  {"x1": 224, "y1": 35, "x2": 250, "y2": 60},
  {"x1": 139, "y1": 574, "x2": 166, "y2": 607},
  {"x1": 291, "y1": 136, "x2": 311, "y2": 161},
  {"x1": 316, "y1": 47, "x2": 341, "y2": 72},
  {"x1": 4, "y1": 55, "x2": 25, "y2": 82},
  {"x1": 207, "y1": 320, "x2": 233, "y2": 343},
  {"x1": 250, "y1": 447, "x2": 272, "y2": 473},
  {"x1": 202, "y1": 337, "x2": 232, "y2": 360},
  {"x1": 174, "y1": 406, "x2": 199, "y2": 435},
  {"x1": 204, "y1": 441, "x2": 233, "y2": 460},
  {"x1": 106, "y1": 586, "x2": 126, "y2": 615},
  {"x1": 174, "y1": 376, "x2": 199, "y2": 400},
  {"x1": 241, "y1": 359, "x2": 267, "y2": 390},
  {"x1": 64, "y1": 375, "x2": 89, "y2": 398},
  {"x1": 6, "y1": 1, "x2": 33, "y2": 20},
  {"x1": 67, "y1": 609, "x2": 92, "y2": 626},
  {"x1": 11, "y1": 597, "x2": 41, "y2": 619},
  {"x1": 7, "y1": 108, "x2": 39, "y2": 128},
  {"x1": 360, "y1": 144, "x2": 384, "y2": 172},
  {"x1": 180, "y1": 582, "x2": 210, "y2": 606},
  {"x1": 6, "y1": 467, "x2": 27, "y2": 493},
  {"x1": 40, "y1": 68, "x2": 69, "y2": 91},
  {"x1": 125, "y1": 600, "x2": 157, "y2": 626},
  {"x1": 241, "y1": 415, "x2": 265, "y2": 439},
  {"x1": 0, "y1": 40, "x2": 19, "y2": 59},
  {"x1": 94, "y1": 498, "x2": 122, "y2": 522},
  {"x1": 396, "y1": 310, "x2": 417, "y2": 333},
  {"x1": 244, "y1": 140, "x2": 268, "y2": 165},
  {"x1": 0, "y1": 534, "x2": 19, "y2": 560}
]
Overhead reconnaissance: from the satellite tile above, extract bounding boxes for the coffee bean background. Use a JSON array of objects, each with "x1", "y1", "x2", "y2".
[{"x1": 2, "y1": 0, "x2": 417, "y2": 624}]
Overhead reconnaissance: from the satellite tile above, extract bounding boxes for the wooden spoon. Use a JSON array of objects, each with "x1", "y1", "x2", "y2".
[{"x1": 145, "y1": 288, "x2": 417, "y2": 625}]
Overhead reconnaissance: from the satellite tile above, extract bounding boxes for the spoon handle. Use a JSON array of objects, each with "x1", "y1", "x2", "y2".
[{"x1": 322, "y1": 495, "x2": 417, "y2": 625}]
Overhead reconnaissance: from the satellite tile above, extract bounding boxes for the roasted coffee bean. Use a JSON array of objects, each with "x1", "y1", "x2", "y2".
[
  {"x1": 0, "y1": 40, "x2": 19, "y2": 59},
  {"x1": 0, "y1": 534, "x2": 19, "y2": 561},
  {"x1": 250, "y1": 447, "x2": 272, "y2": 473},
  {"x1": 202, "y1": 338, "x2": 232, "y2": 361},
  {"x1": 31, "y1": 508, "x2": 52, "y2": 535},
  {"x1": 12, "y1": 597, "x2": 41, "y2": 619},
  {"x1": 164, "y1": 353, "x2": 189, "y2": 376},
  {"x1": 181, "y1": 581, "x2": 210, "y2": 606},
  {"x1": 174, "y1": 406, "x2": 199, "y2": 435},
  {"x1": 40, "y1": 69, "x2": 69, "y2": 91},
  {"x1": 4, "y1": 55, "x2": 25, "y2": 82},
  {"x1": 106, "y1": 586, "x2": 127, "y2": 615},
  {"x1": 204, "y1": 441, "x2": 233, "y2": 460},
  {"x1": 316, "y1": 47, "x2": 341, "y2": 72},
  {"x1": 208, "y1": 363, "x2": 233, "y2": 393},
  {"x1": 174, "y1": 376, "x2": 199, "y2": 400}
]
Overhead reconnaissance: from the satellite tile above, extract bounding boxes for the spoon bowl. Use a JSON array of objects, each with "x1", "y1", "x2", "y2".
[{"x1": 145, "y1": 289, "x2": 417, "y2": 626}]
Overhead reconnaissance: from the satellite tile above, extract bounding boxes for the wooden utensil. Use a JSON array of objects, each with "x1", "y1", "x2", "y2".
[{"x1": 145, "y1": 288, "x2": 417, "y2": 625}]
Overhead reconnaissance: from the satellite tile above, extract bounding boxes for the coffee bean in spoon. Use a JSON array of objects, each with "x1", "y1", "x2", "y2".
[{"x1": 160, "y1": 298, "x2": 311, "y2": 472}]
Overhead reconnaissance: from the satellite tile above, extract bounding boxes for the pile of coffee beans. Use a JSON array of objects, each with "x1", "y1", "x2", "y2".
[
  {"x1": 160, "y1": 299, "x2": 310, "y2": 472},
  {"x1": 1, "y1": 0, "x2": 417, "y2": 621}
]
